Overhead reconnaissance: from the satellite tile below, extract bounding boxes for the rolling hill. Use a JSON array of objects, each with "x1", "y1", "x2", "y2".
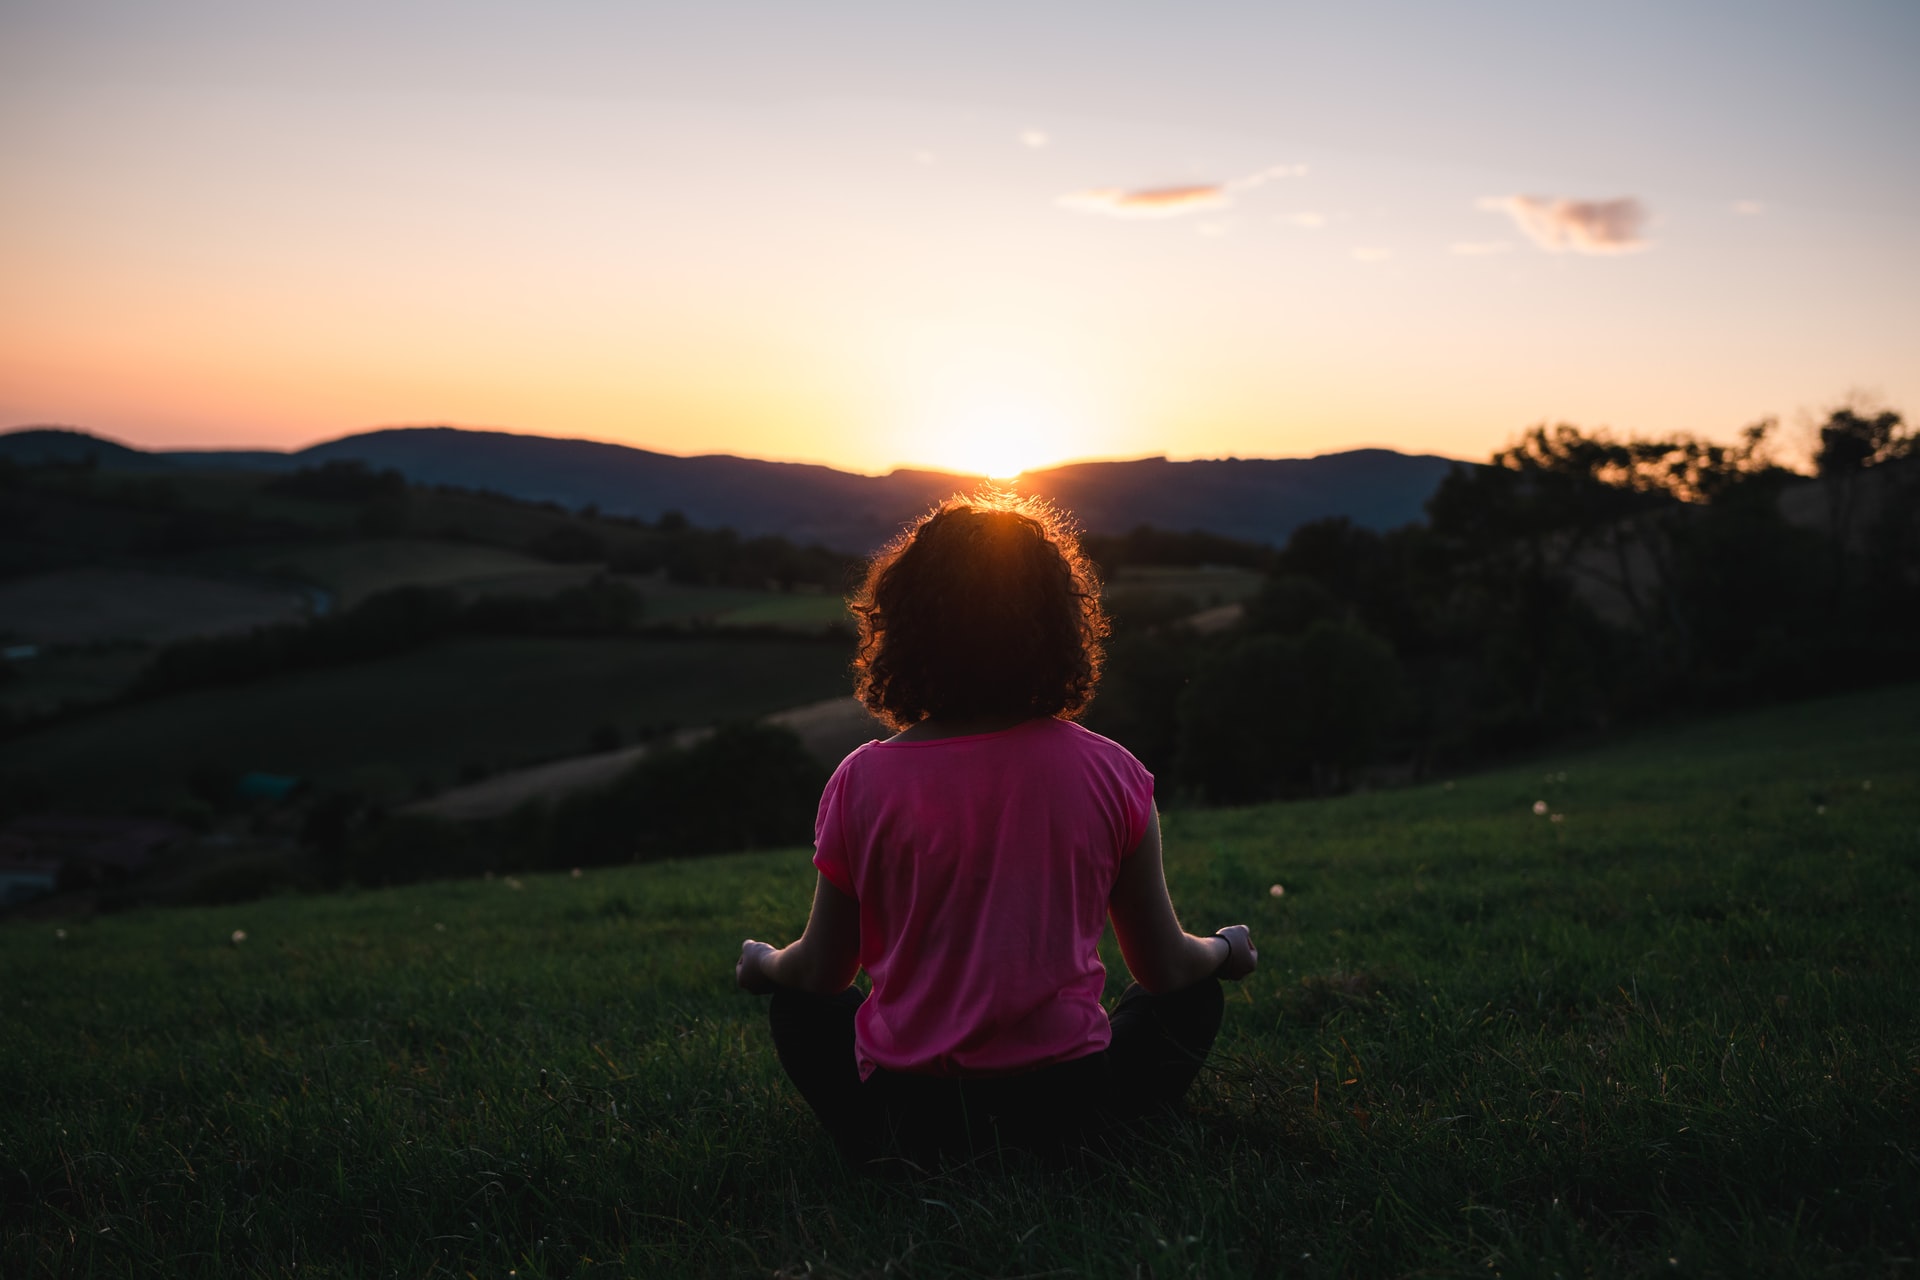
[{"x1": 1, "y1": 425, "x2": 1463, "y2": 551}]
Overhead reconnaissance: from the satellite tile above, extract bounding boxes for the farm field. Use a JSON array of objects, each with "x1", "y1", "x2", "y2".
[
  {"x1": 2, "y1": 685, "x2": 1915, "y2": 1277},
  {"x1": 0, "y1": 635, "x2": 855, "y2": 808},
  {"x1": 0, "y1": 567, "x2": 315, "y2": 645},
  {"x1": 197, "y1": 539, "x2": 575, "y2": 610},
  {"x1": 1105, "y1": 563, "x2": 1268, "y2": 607},
  {"x1": 0, "y1": 645, "x2": 153, "y2": 720}
]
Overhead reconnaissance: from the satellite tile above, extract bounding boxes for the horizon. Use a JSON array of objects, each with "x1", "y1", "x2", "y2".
[
  {"x1": 3, "y1": 3, "x2": 1915, "y2": 477},
  {"x1": 3, "y1": 418, "x2": 1475, "y2": 480}
]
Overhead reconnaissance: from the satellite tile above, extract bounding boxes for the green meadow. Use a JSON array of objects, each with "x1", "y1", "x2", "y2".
[{"x1": 3, "y1": 686, "x2": 1916, "y2": 1277}]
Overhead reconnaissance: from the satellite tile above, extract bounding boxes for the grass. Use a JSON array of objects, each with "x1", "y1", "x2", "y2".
[
  {"x1": 0, "y1": 645, "x2": 153, "y2": 719},
  {"x1": 0, "y1": 635, "x2": 855, "y2": 808},
  {"x1": 0, "y1": 567, "x2": 315, "y2": 648},
  {"x1": 2, "y1": 685, "x2": 1916, "y2": 1277},
  {"x1": 195, "y1": 539, "x2": 576, "y2": 610}
]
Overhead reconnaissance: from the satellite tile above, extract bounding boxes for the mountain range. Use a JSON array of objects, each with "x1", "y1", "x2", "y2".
[{"x1": 1, "y1": 425, "x2": 1464, "y2": 551}]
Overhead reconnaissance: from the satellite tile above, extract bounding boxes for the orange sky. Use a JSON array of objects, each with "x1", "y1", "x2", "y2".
[{"x1": 3, "y1": 4, "x2": 1916, "y2": 476}]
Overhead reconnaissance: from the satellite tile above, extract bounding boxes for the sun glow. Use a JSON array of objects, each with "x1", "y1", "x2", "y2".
[{"x1": 911, "y1": 398, "x2": 1087, "y2": 480}]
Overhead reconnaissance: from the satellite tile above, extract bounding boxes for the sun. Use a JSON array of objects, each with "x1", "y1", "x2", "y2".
[{"x1": 918, "y1": 400, "x2": 1080, "y2": 479}]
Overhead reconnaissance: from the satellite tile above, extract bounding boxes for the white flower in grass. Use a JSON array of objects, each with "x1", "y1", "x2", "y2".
[
  {"x1": 434, "y1": 923, "x2": 446, "y2": 932},
  {"x1": 1532, "y1": 800, "x2": 1548, "y2": 816},
  {"x1": 1550, "y1": 813, "x2": 1564, "y2": 824},
  {"x1": 1816, "y1": 805, "x2": 1827, "y2": 815},
  {"x1": 506, "y1": 877, "x2": 524, "y2": 890},
  {"x1": 1269, "y1": 884, "x2": 1286, "y2": 898},
  {"x1": 571, "y1": 867, "x2": 584, "y2": 879},
  {"x1": 230, "y1": 929, "x2": 247, "y2": 946},
  {"x1": 53, "y1": 928, "x2": 67, "y2": 941}
]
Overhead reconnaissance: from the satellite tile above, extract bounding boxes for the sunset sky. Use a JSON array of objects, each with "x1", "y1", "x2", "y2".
[{"x1": 3, "y1": 1, "x2": 1916, "y2": 478}]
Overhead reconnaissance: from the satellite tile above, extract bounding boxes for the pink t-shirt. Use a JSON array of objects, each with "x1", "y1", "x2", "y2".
[{"x1": 812, "y1": 716, "x2": 1155, "y2": 1080}]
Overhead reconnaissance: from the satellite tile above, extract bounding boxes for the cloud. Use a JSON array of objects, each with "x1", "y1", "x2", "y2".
[
  {"x1": 1059, "y1": 163, "x2": 1304, "y2": 219},
  {"x1": 1731, "y1": 199, "x2": 1765, "y2": 216},
  {"x1": 1059, "y1": 184, "x2": 1231, "y2": 218},
  {"x1": 1450, "y1": 241, "x2": 1512, "y2": 256},
  {"x1": 1286, "y1": 211, "x2": 1327, "y2": 229},
  {"x1": 1020, "y1": 129, "x2": 1049, "y2": 149},
  {"x1": 1479, "y1": 195, "x2": 1649, "y2": 253},
  {"x1": 1351, "y1": 247, "x2": 1392, "y2": 263}
]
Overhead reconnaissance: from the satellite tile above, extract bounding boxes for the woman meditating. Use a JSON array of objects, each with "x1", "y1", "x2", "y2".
[{"x1": 735, "y1": 492, "x2": 1257, "y2": 1164}]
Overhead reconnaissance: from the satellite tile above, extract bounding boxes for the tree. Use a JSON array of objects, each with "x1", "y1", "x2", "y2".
[{"x1": 1815, "y1": 408, "x2": 1912, "y2": 476}]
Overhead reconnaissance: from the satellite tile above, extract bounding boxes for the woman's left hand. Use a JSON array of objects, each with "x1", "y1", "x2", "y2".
[
  {"x1": 1213, "y1": 924, "x2": 1258, "y2": 981},
  {"x1": 736, "y1": 939, "x2": 777, "y2": 994}
]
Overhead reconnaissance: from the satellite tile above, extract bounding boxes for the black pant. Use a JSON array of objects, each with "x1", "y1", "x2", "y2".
[{"x1": 767, "y1": 979, "x2": 1224, "y2": 1166}]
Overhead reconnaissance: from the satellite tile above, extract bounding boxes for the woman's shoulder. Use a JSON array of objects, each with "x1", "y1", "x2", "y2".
[
  {"x1": 1037, "y1": 718, "x2": 1152, "y2": 773},
  {"x1": 827, "y1": 736, "x2": 888, "y2": 780}
]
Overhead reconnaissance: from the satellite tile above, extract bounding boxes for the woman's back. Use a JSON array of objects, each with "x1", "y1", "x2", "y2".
[
  {"x1": 735, "y1": 492, "x2": 1255, "y2": 1165},
  {"x1": 814, "y1": 717, "x2": 1154, "y2": 1078}
]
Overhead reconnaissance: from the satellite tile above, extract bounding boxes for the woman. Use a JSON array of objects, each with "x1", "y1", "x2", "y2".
[{"x1": 736, "y1": 493, "x2": 1256, "y2": 1164}]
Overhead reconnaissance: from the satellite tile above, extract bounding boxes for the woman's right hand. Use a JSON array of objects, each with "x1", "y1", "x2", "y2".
[
  {"x1": 1214, "y1": 924, "x2": 1258, "y2": 981},
  {"x1": 736, "y1": 939, "x2": 778, "y2": 994}
]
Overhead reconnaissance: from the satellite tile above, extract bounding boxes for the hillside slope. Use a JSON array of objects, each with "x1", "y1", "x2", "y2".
[
  {"x1": 2, "y1": 425, "x2": 1463, "y2": 550},
  {"x1": 3, "y1": 684, "x2": 1914, "y2": 1276}
]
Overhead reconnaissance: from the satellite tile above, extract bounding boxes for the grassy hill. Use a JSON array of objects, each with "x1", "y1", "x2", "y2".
[{"x1": 3, "y1": 686, "x2": 1915, "y2": 1277}]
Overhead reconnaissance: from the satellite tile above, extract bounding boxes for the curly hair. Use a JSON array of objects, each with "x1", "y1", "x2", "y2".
[{"x1": 851, "y1": 491, "x2": 1109, "y2": 731}]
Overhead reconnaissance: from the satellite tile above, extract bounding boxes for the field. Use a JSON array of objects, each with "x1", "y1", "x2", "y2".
[
  {"x1": 198, "y1": 539, "x2": 577, "y2": 610},
  {"x1": 0, "y1": 567, "x2": 316, "y2": 647},
  {"x1": 0, "y1": 636, "x2": 855, "y2": 808},
  {"x1": 2, "y1": 686, "x2": 1916, "y2": 1277},
  {"x1": 1105, "y1": 564, "x2": 1268, "y2": 608}
]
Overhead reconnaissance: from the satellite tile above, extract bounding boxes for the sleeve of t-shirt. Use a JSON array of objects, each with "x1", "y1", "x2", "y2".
[
  {"x1": 811, "y1": 751, "x2": 859, "y2": 898},
  {"x1": 1119, "y1": 752, "x2": 1156, "y2": 858}
]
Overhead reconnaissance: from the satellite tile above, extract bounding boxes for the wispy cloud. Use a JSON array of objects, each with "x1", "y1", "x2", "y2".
[
  {"x1": 1060, "y1": 184, "x2": 1231, "y2": 218},
  {"x1": 1060, "y1": 164, "x2": 1305, "y2": 220},
  {"x1": 1731, "y1": 199, "x2": 1765, "y2": 216},
  {"x1": 1352, "y1": 247, "x2": 1392, "y2": 263},
  {"x1": 1020, "y1": 129, "x2": 1050, "y2": 150},
  {"x1": 1450, "y1": 241, "x2": 1512, "y2": 256},
  {"x1": 1286, "y1": 211, "x2": 1327, "y2": 229},
  {"x1": 1480, "y1": 195, "x2": 1649, "y2": 253}
]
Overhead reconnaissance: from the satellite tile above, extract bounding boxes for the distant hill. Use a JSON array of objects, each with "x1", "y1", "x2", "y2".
[
  {"x1": 1, "y1": 425, "x2": 1463, "y2": 551},
  {"x1": 0, "y1": 426, "x2": 175, "y2": 472}
]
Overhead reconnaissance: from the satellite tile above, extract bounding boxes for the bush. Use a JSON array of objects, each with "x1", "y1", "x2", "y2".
[
  {"x1": 1173, "y1": 620, "x2": 1404, "y2": 802},
  {"x1": 547, "y1": 723, "x2": 826, "y2": 866},
  {"x1": 328, "y1": 724, "x2": 827, "y2": 886}
]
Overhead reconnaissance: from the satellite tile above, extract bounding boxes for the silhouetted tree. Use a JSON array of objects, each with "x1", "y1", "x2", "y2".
[
  {"x1": 1173, "y1": 620, "x2": 1403, "y2": 802},
  {"x1": 1815, "y1": 408, "x2": 1912, "y2": 475}
]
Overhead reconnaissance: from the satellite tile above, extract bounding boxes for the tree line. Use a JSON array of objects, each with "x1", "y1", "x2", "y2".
[{"x1": 1081, "y1": 408, "x2": 1919, "y2": 803}]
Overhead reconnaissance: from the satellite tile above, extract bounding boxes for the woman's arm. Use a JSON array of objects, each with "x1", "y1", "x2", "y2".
[
  {"x1": 736, "y1": 872, "x2": 861, "y2": 996},
  {"x1": 1109, "y1": 806, "x2": 1257, "y2": 992}
]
